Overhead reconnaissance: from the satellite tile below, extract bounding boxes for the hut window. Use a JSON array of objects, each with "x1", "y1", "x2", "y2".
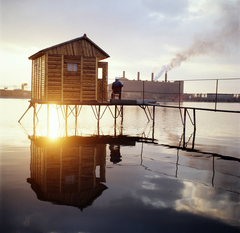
[
  {"x1": 65, "y1": 175, "x2": 75, "y2": 185},
  {"x1": 67, "y1": 63, "x2": 78, "y2": 72}
]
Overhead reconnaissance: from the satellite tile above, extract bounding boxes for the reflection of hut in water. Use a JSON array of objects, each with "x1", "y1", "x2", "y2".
[
  {"x1": 27, "y1": 136, "x2": 107, "y2": 210},
  {"x1": 27, "y1": 135, "x2": 157, "y2": 209}
]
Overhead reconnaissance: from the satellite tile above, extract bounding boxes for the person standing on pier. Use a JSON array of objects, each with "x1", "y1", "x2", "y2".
[{"x1": 111, "y1": 77, "x2": 124, "y2": 99}]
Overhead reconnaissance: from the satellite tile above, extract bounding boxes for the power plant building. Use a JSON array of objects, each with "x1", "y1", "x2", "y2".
[{"x1": 109, "y1": 73, "x2": 184, "y2": 101}]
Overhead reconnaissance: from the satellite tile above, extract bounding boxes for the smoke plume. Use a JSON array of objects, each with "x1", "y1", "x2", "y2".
[{"x1": 154, "y1": 1, "x2": 240, "y2": 81}]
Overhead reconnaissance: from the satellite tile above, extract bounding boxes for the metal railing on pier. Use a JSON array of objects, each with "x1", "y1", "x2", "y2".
[{"x1": 108, "y1": 77, "x2": 240, "y2": 112}]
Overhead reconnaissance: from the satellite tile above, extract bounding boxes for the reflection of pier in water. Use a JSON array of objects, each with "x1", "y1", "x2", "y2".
[
  {"x1": 141, "y1": 140, "x2": 240, "y2": 194},
  {"x1": 27, "y1": 134, "x2": 239, "y2": 211},
  {"x1": 27, "y1": 135, "x2": 156, "y2": 210}
]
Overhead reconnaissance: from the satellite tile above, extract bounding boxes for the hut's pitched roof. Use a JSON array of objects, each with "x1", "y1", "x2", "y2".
[{"x1": 29, "y1": 34, "x2": 110, "y2": 60}]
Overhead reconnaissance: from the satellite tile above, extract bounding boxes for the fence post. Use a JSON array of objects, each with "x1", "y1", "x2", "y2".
[
  {"x1": 215, "y1": 79, "x2": 218, "y2": 111},
  {"x1": 178, "y1": 81, "x2": 181, "y2": 107},
  {"x1": 183, "y1": 108, "x2": 187, "y2": 148}
]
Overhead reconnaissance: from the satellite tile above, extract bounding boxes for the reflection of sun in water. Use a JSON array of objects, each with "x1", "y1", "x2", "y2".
[{"x1": 49, "y1": 106, "x2": 59, "y2": 138}]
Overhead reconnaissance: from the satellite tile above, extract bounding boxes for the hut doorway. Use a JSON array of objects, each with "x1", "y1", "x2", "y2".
[{"x1": 97, "y1": 62, "x2": 108, "y2": 101}]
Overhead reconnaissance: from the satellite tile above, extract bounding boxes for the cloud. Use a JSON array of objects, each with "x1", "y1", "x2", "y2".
[
  {"x1": 154, "y1": 0, "x2": 240, "y2": 80},
  {"x1": 0, "y1": 0, "x2": 239, "y2": 88},
  {"x1": 142, "y1": 0, "x2": 189, "y2": 17}
]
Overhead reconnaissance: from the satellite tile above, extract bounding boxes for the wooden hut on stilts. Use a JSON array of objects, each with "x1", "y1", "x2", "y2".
[
  {"x1": 18, "y1": 34, "x2": 111, "y2": 134},
  {"x1": 18, "y1": 33, "x2": 156, "y2": 137}
]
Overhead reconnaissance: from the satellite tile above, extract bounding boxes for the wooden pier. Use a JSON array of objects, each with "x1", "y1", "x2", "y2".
[{"x1": 18, "y1": 34, "x2": 240, "y2": 151}]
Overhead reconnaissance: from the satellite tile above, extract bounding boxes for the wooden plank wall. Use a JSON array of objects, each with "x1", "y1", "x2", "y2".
[
  {"x1": 30, "y1": 142, "x2": 47, "y2": 192},
  {"x1": 31, "y1": 55, "x2": 45, "y2": 100},
  {"x1": 79, "y1": 146, "x2": 96, "y2": 190},
  {"x1": 81, "y1": 57, "x2": 97, "y2": 101},
  {"x1": 47, "y1": 55, "x2": 62, "y2": 101},
  {"x1": 44, "y1": 55, "x2": 98, "y2": 101},
  {"x1": 63, "y1": 55, "x2": 81, "y2": 101},
  {"x1": 61, "y1": 147, "x2": 80, "y2": 193}
]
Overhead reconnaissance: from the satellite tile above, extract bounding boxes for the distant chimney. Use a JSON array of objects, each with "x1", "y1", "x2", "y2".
[
  {"x1": 21, "y1": 83, "x2": 28, "y2": 91},
  {"x1": 165, "y1": 71, "x2": 167, "y2": 82},
  {"x1": 137, "y1": 72, "x2": 140, "y2": 81},
  {"x1": 123, "y1": 71, "x2": 125, "y2": 79},
  {"x1": 151, "y1": 73, "x2": 154, "y2": 82}
]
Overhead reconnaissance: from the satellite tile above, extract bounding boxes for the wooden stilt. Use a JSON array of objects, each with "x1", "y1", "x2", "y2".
[
  {"x1": 97, "y1": 105, "x2": 101, "y2": 135},
  {"x1": 120, "y1": 105, "x2": 123, "y2": 135},
  {"x1": 75, "y1": 105, "x2": 77, "y2": 135},
  {"x1": 18, "y1": 103, "x2": 33, "y2": 123}
]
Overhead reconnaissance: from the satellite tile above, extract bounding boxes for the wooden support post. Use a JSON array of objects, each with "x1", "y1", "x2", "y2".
[
  {"x1": 47, "y1": 104, "x2": 49, "y2": 137},
  {"x1": 18, "y1": 103, "x2": 33, "y2": 123},
  {"x1": 75, "y1": 105, "x2": 77, "y2": 135},
  {"x1": 152, "y1": 105, "x2": 155, "y2": 140},
  {"x1": 120, "y1": 105, "x2": 123, "y2": 135},
  {"x1": 215, "y1": 79, "x2": 218, "y2": 111},
  {"x1": 97, "y1": 105, "x2": 100, "y2": 135},
  {"x1": 183, "y1": 108, "x2": 187, "y2": 148},
  {"x1": 192, "y1": 108, "x2": 196, "y2": 149}
]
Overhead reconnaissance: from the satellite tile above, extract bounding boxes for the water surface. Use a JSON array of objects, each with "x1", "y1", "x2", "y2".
[{"x1": 0, "y1": 99, "x2": 239, "y2": 232}]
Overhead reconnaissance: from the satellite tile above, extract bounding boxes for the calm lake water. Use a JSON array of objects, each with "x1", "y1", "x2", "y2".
[{"x1": 0, "y1": 99, "x2": 239, "y2": 233}]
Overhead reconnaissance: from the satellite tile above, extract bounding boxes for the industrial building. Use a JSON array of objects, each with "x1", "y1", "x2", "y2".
[{"x1": 108, "y1": 72, "x2": 184, "y2": 101}]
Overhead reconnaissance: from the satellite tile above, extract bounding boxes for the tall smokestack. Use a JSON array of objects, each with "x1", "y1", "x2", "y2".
[
  {"x1": 123, "y1": 71, "x2": 125, "y2": 79},
  {"x1": 137, "y1": 72, "x2": 140, "y2": 81},
  {"x1": 151, "y1": 73, "x2": 154, "y2": 82},
  {"x1": 165, "y1": 71, "x2": 167, "y2": 82}
]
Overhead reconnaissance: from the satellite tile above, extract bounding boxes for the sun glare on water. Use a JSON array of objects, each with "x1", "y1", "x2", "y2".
[{"x1": 49, "y1": 106, "x2": 59, "y2": 139}]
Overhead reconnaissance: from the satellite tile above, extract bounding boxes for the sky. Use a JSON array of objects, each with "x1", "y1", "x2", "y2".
[{"x1": 0, "y1": 0, "x2": 240, "y2": 93}]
